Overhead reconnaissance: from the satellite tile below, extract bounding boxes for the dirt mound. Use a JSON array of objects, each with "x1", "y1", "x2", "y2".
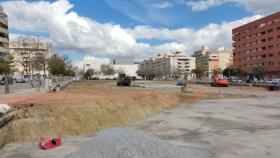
[{"x1": 67, "y1": 128, "x2": 214, "y2": 158}]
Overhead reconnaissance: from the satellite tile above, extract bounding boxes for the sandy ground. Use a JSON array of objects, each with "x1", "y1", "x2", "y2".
[{"x1": 0, "y1": 81, "x2": 278, "y2": 158}]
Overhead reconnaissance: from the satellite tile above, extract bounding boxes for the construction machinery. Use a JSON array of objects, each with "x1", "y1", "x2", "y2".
[
  {"x1": 211, "y1": 79, "x2": 229, "y2": 87},
  {"x1": 117, "y1": 74, "x2": 132, "y2": 86}
]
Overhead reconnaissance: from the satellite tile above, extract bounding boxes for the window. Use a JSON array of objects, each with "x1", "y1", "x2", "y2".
[
  {"x1": 261, "y1": 31, "x2": 266, "y2": 35},
  {"x1": 267, "y1": 29, "x2": 273, "y2": 33},
  {"x1": 277, "y1": 27, "x2": 280, "y2": 30},
  {"x1": 268, "y1": 62, "x2": 274, "y2": 66},
  {"x1": 278, "y1": 35, "x2": 280, "y2": 39},
  {"x1": 268, "y1": 54, "x2": 274, "y2": 57},
  {"x1": 262, "y1": 47, "x2": 267, "y2": 50},
  {"x1": 261, "y1": 54, "x2": 267, "y2": 58},
  {"x1": 268, "y1": 37, "x2": 274, "y2": 41},
  {"x1": 268, "y1": 45, "x2": 273, "y2": 49},
  {"x1": 261, "y1": 39, "x2": 266, "y2": 42}
]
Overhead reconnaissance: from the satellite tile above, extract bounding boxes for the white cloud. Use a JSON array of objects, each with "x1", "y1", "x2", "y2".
[
  {"x1": 128, "y1": 15, "x2": 262, "y2": 53},
  {"x1": 74, "y1": 56, "x2": 110, "y2": 71},
  {"x1": 152, "y1": 2, "x2": 173, "y2": 9},
  {"x1": 152, "y1": 42, "x2": 187, "y2": 54},
  {"x1": 2, "y1": 0, "x2": 149, "y2": 58},
  {"x1": 1, "y1": 0, "x2": 263, "y2": 60},
  {"x1": 185, "y1": 0, "x2": 280, "y2": 15}
]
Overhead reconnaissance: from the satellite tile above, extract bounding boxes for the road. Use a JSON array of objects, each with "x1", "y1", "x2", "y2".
[{"x1": 129, "y1": 91, "x2": 280, "y2": 158}]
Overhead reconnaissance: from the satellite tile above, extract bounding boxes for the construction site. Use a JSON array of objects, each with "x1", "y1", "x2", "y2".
[{"x1": 0, "y1": 80, "x2": 279, "y2": 158}]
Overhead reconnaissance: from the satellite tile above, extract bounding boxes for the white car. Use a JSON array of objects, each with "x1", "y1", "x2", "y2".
[
  {"x1": 266, "y1": 80, "x2": 274, "y2": 84},
  {"x1": 272, "y1": 79, "x2": 280, "y2": 84}
]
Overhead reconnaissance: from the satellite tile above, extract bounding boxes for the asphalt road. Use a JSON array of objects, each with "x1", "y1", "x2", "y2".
[{"x1": 129, "y1": 91, "x2": 280, "y2": 158}]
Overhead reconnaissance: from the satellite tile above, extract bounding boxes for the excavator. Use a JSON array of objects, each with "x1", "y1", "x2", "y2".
[{"x1": 117, "y1": 74, "x2": 132, "y2": 86}]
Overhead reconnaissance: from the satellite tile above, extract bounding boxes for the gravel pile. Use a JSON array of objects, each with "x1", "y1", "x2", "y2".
[{"x1": 67, "y1": 128, "x2": 214, "y2": 158}]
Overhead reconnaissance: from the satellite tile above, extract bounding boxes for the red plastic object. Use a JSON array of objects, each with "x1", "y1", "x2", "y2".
[{"x1": 39, "y1": 138, "x2": 62, "y2": 150}]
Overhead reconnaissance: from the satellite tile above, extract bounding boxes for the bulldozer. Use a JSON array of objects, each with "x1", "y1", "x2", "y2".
[{"x1": 117, "y1": 74, "x2": 132, "y2": 86}]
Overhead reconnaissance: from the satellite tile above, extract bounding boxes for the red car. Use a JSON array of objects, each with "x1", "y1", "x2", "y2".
[{"x1": 39, "y1": 138, "x2": 61, "y2": 150}]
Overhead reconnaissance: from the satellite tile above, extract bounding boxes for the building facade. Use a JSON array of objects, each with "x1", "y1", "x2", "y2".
[
  {"x1": 232, "y1": 11, "x2": 280, "y2": 79},
  {"x1": 9, "y1": 36, "x2": 52, "y2": 78},
  {"x1": 192, "y1": 46, "x2": 233, "y2": 78},
  {"x1": 139, "y1": 52, "x2": 196, "y2": 80},
  {"x1": 0, "y1": 5, "x2": 9, "y2": 58}
]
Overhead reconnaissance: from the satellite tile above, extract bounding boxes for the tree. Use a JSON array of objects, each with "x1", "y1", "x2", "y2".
[
  {"x1": 84, "y1": 68, "x2": 94, "y2": 80},
  {"x1": 253, "y1": 66, "x2": 267, "y2": 80},
  {"x1": 172, "y1": 68, "x2": 180, "y2": 79},
  {"x1": 223, "y1": 67, "x2": 236, "y2": 78},
  {"x1": 235, "y1": 68, "x2": 246, "y2": 78},
  {"x1": 213, "y1": 68, "x2": 222, "y2": 75},
  {"x1": 223, "y1": 67, "x2": 246, "y2": 78},
  {"x1": 192, "y1": 64, "x2": 207, "y2": 79},
  {"x1": 0, "y1": 56, "x2": 13, "y2": 94},
  {"x1": 35, "y1": 55, "x2": 49, "y2": 77},
  {"x1": 101, "y1": 64, "x2": 115, "y2": 76},
  {"x1": 136, "y1": 69, "x2": 145, "y2": 79},
  {"x1": 48, "y1": 55, "x2": 65, "y2": 76}
]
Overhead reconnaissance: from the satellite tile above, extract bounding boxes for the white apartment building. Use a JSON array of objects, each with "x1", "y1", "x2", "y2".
[
  {"x1": 192, "y1": 46, "x2": 233, "y2": 78},
  {"x1": 9, "y1": 36, "x2": 52, "y2": 78},
  {"x1": 0, "y1": 5, "x2": 9, "y2": 58},
  {"x1": 139, "y1": 52, "x2": 196, "y2": 80}
]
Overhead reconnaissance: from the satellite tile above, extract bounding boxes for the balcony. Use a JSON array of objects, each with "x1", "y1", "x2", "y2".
[
  {"x1": 0, "y1": 36, "x2": 8, "y2": 43},
  {"x1": 0, "y1": 18, "x2": 8, "y2": 26},
  {"x1": 0, "y1": 27, "x2": 8, "y2": 34},
  {"x1": 0, "y1": 47, "x2": 9, "y2": 54}
]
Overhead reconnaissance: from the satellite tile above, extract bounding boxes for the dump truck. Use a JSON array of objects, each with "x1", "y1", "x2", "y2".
[{"x1": 117, "y1": 74, "x2": 132, "y2": 86}]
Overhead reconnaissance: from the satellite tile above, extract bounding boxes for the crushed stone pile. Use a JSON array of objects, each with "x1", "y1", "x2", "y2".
[{"x1": 67, "y1": 128, "x2": 214, "y2": 158}]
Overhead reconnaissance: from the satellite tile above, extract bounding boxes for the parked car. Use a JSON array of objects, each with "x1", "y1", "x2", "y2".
[
  {"x1": 265, "y1": 80, "x2": 274, "y2": 84},
  {"x1": 272, "y1": 79, "x2": 280, "y2": 84},
  {"x1": 252, "y1": 80, "x2": 265, "y2": 84},
  {"x1": 15, "y1": 78, "x2": 29, "y2": 83},
  {"x1": 230, "y1": 79, "x2": 243, "y2": 83}
]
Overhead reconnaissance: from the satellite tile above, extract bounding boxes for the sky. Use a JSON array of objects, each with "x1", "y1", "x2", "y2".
[{"x1": 1, "y1": 0, "x2": 280, "y2": 66}]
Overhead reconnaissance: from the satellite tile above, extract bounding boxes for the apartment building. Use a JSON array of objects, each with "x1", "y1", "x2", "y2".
[
  {"x1": 0, "y1": 5, "x2": 9, "y2": 58},
  {"x1": 9, "y1": 36, "x2": 52, "y2": 77},
  {"x1": 232, "y1": 11, "x2": 280, "y2": 79},
  {"x1": 192, "y1": 46, "x2": 233, "y2": 78},
  {"x1": 139, "y1": 52, "x2": 196, "y2": 80}
]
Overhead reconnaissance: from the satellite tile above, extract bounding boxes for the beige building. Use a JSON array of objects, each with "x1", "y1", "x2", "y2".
[
  {"x1": 192, "y1": 46, "x2": 233, "y2": 78},
  {"x1": 9, "y1": 36, "x2": 52, "y2": 78},
  {"x1": 139, "y1": 52, "x2": 196, "y2": 80},
  {"x1": 0, "y1": 5, "x2": 9, "y2": 58}
]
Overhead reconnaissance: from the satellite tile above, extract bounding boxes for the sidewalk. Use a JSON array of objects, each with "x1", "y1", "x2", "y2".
[{"x1": 0, "y1": 79, "x2": 73, "y2": 105}]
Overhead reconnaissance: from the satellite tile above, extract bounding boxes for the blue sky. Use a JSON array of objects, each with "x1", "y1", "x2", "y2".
[
  {"x1": 1, "y1": 0, "x2": 280, "y2": 64},
  {"x1": 70, "y1": 0, "x2": 253, "y2": 29}
]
